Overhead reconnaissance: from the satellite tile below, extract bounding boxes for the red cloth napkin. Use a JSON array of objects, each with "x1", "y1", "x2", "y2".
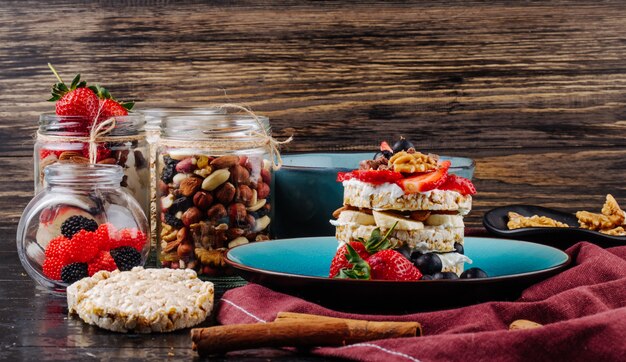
[{"x1": 217, "y1": 242, "x2": 626, "y2": 361}]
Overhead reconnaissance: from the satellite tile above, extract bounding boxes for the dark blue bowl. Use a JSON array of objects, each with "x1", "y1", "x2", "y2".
[{"x1": 273, "y1": 152, "x2": 475, "y2": 238}]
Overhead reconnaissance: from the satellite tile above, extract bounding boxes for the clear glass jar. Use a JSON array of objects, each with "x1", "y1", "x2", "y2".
[
  {"x1": 157, "y1": 114, "x2": 273, "y2": 276},
  {"x1": 17, "y1": 164, "x2": 149, "y2": 294},
  {"x1": 140, "y1": 108, "x2": 225, "y2": 265},
  {"x1": 34, "y1": 113, "x2": 150, "y2": 223}
]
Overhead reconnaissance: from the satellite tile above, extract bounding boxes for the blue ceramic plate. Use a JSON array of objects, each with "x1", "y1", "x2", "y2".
[
  {"x1": 226, "y1": 236, "x2": 570, "y2": 311},
  {"x1": 274, "y1": 153, "x2": 475, "y2": 238}
]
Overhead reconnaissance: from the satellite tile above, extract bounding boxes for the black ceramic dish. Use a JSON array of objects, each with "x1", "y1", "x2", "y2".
[{"x1": 483, "y1": 205, "x2": 626, "y2": 249}]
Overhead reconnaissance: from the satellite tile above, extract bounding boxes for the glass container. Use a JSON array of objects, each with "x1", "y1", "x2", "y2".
[
  {"x1": 156, "y1": 114, "x2": 273, "y2": 277},
  {"x1": 17, "y1": 164, "x2": 149, "y2": 293}
]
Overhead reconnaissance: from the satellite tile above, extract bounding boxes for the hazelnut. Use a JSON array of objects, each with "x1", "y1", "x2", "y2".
[
  {"x1": 215, "y1": 182, "x2": 236, "y2": 204},
  {"x1": 261, "y1": 168, "x2": 271, "y2": 184},
  {"x1": 257, "y1": 181, "x2": 270, "y2": 199},
  {"x1": 230, "y1": 164, "x2": 250, "y2": 185},
  {"x1": 207, "y1": 204, "x2": 227, "y2": 220},
  {"x1": 177, "y1": 243, "x2": 193, "y2": 258},
  {"x1": 237, "y1": 185, "x2": 254, "y2": 205},
  {"x1": 193, "y1": 191, "x2": 213, "y2": 210},
  {"x1": 179, "y1": 177, "x2": 202, "y2": 197},
  {"x1": 229, "y1": 203, "x2": 247, "y2": 223},
  {"x1": 227, "y1": 228, "x2": 245, "y2": 239},
  {"x1": 182, "y1": 207, "x2": 202, "y2": 226}
]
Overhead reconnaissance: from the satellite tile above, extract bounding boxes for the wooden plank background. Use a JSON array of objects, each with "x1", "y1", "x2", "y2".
[{"x1": 1, "y1": 0, "x2": 625, "y2": 359}]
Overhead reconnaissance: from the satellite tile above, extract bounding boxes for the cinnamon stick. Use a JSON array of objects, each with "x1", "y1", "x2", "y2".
[
  {"x1": 191, "y1": 321, "x2": 349, "y2": 356},
  {"x1": 275, "y1": 312, "x2": 422, "y2": 342}
]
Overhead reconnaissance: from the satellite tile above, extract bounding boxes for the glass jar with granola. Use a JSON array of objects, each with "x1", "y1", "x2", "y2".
[{"x1": 157, "y1": 114, "x2": 273, "y2": 276}]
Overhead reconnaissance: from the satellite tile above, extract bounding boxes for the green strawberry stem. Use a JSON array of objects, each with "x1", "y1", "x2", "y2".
[
  {"x1": 362, "y1": 220, "x2": 398, "y2": 254},
  {"x1": 336, "y1": 243, "x2": 371, "y2": 280}
]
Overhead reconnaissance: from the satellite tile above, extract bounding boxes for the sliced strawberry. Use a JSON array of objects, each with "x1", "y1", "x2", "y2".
[
  {"x1": 439, "y1": 174, "x2": 477, "y2": 196},
  {"x1": 380, "y1": 141, "x2": 393, "y2": 153},
  {"x1": 329, "y1": 241, "x2": 369, "y2": 278},
  {"x1": 337, "y1": 170, "x2": 404, "y2": 185},
  {"x1": 367, "y1": 249, "x2": 422, "y2": 281},
  {"x1": 397, "y1": 160, "x2": 450, "y2": 193}
]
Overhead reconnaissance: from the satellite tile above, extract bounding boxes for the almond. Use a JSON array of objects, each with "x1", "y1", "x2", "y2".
[
  {"x1": 179, "y1": 177, "x2": 202, "y2": 197},
  {"x1": 210, "y1": 155, "x2": 240, "y2": 169}
]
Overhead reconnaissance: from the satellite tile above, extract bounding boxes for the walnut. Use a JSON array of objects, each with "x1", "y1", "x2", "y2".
[
  {"x1": 599, "y1": 226, "x2": 626, "y2": 236},
  {"x1": 601, "y1": 194, "x2": 625, "y2": 225},
  {"x1": 388, "y1": 151, "x2": 437, "y2": 173},
  {"x1": 194, "y1": 248, "x2": 227, "y2": 267},
  {"x1": 576, "y1": 211, "x2": 620, "y2": 231},
  {"x1": 507, "y1": 212, "x2": 569, "y2": 229}
]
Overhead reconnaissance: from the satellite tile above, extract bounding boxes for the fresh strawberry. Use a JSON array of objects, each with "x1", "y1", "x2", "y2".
[
  {"x1": 329, "y1": 242, "x2": 369, "y2": 278},
  {"x1": 48, "y1": 64, "x2": 99, "y2": 119},
  {"x1": 89, "y1": 84, "x2": 134, "y2": 120},
  {"x1": 367, "y1": 250, "x2": 423, "y2": 281},
  {"x1": 42, "y1": 256, "x2": 64, "y2": 281},
  {"x1": 397, "y1": 160, "x2": 450, "y2": 193},
  {"x1": 337, "y1": 170, "x2": 404, "y2": 185},
  {"x1": 439, "y1": 174, "x2": 477, "y2": 196},
  {"x1": 99, "y1": 99, "x2": 128, "y2": 118},
  {"x1": 87, "y1": 250, "x2": 117, "y2": 276},
  {"x1": 64, "y1": 229, "x2": 100, "y2": 263}
]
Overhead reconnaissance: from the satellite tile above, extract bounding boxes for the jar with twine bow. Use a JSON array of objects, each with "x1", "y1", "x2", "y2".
[
  {"x1": 156, "y1": 106, "x2": 291, "y2": 279},
  {"x1": 34, "y1": 112, "x2": 150, "y2": 229}
]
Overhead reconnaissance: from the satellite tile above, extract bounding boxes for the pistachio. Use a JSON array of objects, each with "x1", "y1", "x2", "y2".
[
  {"x1": 215, "y1": 182, "x2": 236, "y2": 204},
  {"x1": 210, "y1": 155, "x2": 240, "y2": 169},
  {"x1": 176, "y1": 157, "x2": 195, "y2": 173},
  {"x1": 201, "y1": 169, "x2": 230, "y2": 191}
]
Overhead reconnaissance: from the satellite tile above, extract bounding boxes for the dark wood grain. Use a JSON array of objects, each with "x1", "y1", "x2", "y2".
[{"x1": 1, "y1": 0, "x2": 625, "y2": 360}]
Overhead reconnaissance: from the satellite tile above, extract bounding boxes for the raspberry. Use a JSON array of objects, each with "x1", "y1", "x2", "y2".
[
  {"x1": 42, "y1": 257, "x2": 64, "y2": 280},
  {"x1": 87, "y1": 250, "x2": 117, "y2": 276},
  {"x1": 95, "y1": 223, "x2": 118, "y2": 250},
  {"x1": 110, "y1": 246, "x2": 142, "y2": 271},
  {"x1": 61, "y1": 215, "x2": 98, "y2": 239},
  {"x1": 65, "y1": 229, "x2": 100, "y2": 263},
  {"x1": 60, "y1": 263, "x2": 88, "y2": 284},
  {"x1": 44, "y1": 236, "x2": 70, "y2": 259},
  {"x1": 113, "y1": 228, "x2": 147, "y2": 252}
]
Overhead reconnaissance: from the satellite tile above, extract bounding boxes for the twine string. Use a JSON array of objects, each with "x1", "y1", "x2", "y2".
[{"x1": 213, "y1": 103, "x2": 293, "y2": 170}]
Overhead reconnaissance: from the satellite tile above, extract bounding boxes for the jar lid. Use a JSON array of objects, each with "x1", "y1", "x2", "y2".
[
  {"x1": 39, "y1": 113, "x2": 145, "y2": 136},
  {"x1": 140, "y1": 107, "x2": 225, "y2": 131}
]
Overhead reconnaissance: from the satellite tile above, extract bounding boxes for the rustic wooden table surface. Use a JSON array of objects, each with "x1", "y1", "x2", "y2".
[{"x1": 1, "y1": 0, "x2": 625, "y2": 360}]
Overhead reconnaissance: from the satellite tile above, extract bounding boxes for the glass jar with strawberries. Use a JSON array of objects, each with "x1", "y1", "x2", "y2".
[
  {"x1": 156, "y1": 113, "x2": 274, "y2": 277},
  {"x1": 34, "y1": 65, "x2": 150, "y2": 228},
  {"x1": 17, "y1": 164, "x2": 149, "y2": 293}
]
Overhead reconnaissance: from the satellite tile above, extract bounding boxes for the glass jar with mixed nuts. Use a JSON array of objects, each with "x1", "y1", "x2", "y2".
[{"x1": 157, "y1": 114, "x2": 273, "y2": 276}]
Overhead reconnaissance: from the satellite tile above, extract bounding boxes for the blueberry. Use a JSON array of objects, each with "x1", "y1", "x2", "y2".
[
  {"x1": 460, "y1": 268, "x2": 488, "y2": 279},
  {"x1": 432, "y1": 272, "x2": 459, "y2": 280},
  {"x1": 396, "y1": 247, "x2": 412, "y2": 260},
  {"x1": 409, "y1": 250, "x2": 422, "y2": 262},
  {"x1": 420, "y1": 275, "x2": 433, "y2": 280},
  {"x1": 392, "y1": 137, "x2": 415, "y2": 153},
  {"x1": 454, "y1": 242, "x2": 464, "y2": 255},
  {"x1": 413, "y1": 253, "x2": 442, "y2": 275}
]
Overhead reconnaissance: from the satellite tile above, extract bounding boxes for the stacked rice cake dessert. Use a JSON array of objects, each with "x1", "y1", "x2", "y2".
[{"x1": 331, "y1": 144, "x2": 476, "y2": 277}]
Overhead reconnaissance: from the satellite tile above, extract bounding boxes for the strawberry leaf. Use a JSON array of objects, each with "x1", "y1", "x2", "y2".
[
  {"x1": 335, "y1": 243, "x2": 370, "y2": 280},
  {"x1": 70, "y1": 74, "x2": 80, "y2": 90},
  {"x1": 121, "y1": 101, "x2": 135, "y2": 111},
  {"x1": 361, "y1": 221, "x2": 398, "y2": 254}
]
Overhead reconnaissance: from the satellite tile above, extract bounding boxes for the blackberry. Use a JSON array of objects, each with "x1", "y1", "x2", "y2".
[
  {"x1": 110, "y1": 246, "x2": 142, "y2": 271},
  {"x1": 61, "y1": 215, "x2": 98, "y2": 239},
  {"x1": 170, "y1": 196, "x2": 193, "y2": 214},
  {"x1": 61, "y1": 263, "x2": 88, "y2": 284},
  {"x1": 164, "y1": 213, "x2": 183, "y2": 228},
  {"x1": 161, "y1": 156, "x2": 179, "y2": 183}
]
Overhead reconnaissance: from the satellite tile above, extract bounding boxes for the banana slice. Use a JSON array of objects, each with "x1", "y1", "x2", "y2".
[
  {"x1": 373, "y1": 210, "x2": 424, "y2": 231},
  {"x1": 425, "y1": 214, "x2": 464, "y2": 227},
  {"x1": 337, "y1": 210, "x2": 376, "y2": 226}
]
